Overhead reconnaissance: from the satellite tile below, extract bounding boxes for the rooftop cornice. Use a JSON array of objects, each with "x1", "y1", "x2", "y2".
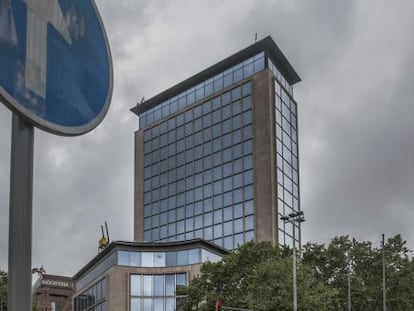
[
  {"x1": 72, "y1": 239, "x2": 228, "y2": 280},
  {"x1": 131, "y1": 35, "x2": 300, "y2": 116}
]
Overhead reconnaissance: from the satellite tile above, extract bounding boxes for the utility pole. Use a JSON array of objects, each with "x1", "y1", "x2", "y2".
[{"x1": 382, "y1": 234, "x2": 386, "y2": 311}]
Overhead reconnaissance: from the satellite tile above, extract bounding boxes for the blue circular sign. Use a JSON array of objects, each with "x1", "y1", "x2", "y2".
[{"x1": 0, "y1": 0, "x2": 113, "y2": 136}]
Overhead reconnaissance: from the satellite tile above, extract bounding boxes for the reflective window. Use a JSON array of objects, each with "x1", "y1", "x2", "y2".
[
  {"x1": 74, "y1": 278, "x2": 106, "y2": 311},
  {"x1": 214, "y1": 209, "x2": 222, "y2": 224},
  {"x1": 118, "y1": 248, "x2": 222, "y2": 268},
  {"x1": 188, "y1": 249, "x2": 199, "y2": 264},
  {"x1": 234, "y1": 218, "x2": 243, "y2": 233},
  {"x1": 224, "y1": 236, "x2": 233, "y2": 250},
  {"x1": 273, "y1": 67, "x2": 300, "y2": 247},
  {"x1": 139, "y1": 52, "x2": 264, "y2": 128},
  {"x1": 142, "y1": 82, "x2": 255, "y2": 249},
  {"x1": 201, "y1": 249, "x2": 223, "y2": 263},
  {"x1": 130, "y1": 273, "x2": 187, "y2": 311},
  {"x1": 224, "y1": 221, "x2": 233, "y2": 236},
  {"x1": 154, "y1": 253, "x2": 165, "y2": 267}
]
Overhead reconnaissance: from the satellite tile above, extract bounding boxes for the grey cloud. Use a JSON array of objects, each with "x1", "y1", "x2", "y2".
[
  {"x1": 299, "y1": 1, "x2": 414, "y2": 247},
  {"x1": 1, "y1": 0, "x2": 414, "y2": 276}
]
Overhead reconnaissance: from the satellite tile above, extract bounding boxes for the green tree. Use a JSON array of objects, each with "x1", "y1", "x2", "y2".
[
  {"x1": 181, "y1": 236, "x2": 414, "y2": 310},
  {"x1": 180, "y1": 241, "x2": 337, "y2": 311},
  {"x1": 382, "y1": 235, "x2": 414, "y2": 310},
  {"x1": 246, "y1": 256, "x2": 337, "y2": 311},
  {"x1": 302, "y1": 234, "x2": 414, "y2": 311},
  {"x1": 0, "y1": 268, "x2": 7, "y2": 311},
  {"x1": 0, "y1": 269, "x2": 40, "y2": 311}
]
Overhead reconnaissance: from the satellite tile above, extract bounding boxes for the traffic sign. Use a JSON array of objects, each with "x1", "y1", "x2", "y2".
[{"x1": 0, "y1": 0, "x2": 113, "y2": 136}]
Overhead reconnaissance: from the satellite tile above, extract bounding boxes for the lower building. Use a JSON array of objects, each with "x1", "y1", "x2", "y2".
[
  {"x1": 72, "y1": 239, "x2": 227, "y2": 311},
  {"x1": 32, "y1": 274, "x2": 75, "y2": 311}
]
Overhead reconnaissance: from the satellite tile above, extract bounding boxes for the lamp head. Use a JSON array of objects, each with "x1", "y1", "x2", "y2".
[{"x1": 297, "y1": 216, "x2": 306, "y2": 223}]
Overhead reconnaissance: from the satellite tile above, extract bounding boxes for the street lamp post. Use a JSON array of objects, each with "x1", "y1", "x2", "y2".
[
  {"x1": 281, "y1": 211, "x2": 305, "y2": 311},
  {"x1": 382, "y1": 234, "x2": 386, "y2": 311},
  {"x1": 347, "y1": 250, "x2": 352, "y2": 311}
]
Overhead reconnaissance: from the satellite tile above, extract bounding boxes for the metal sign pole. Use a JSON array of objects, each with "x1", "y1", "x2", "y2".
[
  {"x1": 1, "y1": 2, "x2": 112, "y2": 307},
  {"x1": 8, "y1": 113, "x2": 34, "y2": 311}
]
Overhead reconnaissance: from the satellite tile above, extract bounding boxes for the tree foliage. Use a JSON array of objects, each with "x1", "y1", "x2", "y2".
[
  {"x1": 302, "y1": 234, "x2": 414, "y2": 310},
  {"x1": 180, "y1": 235, "x2": 414, "y2": 311},
  {"x1": 0, "y1": 268, "x2": 40, "y2": 311},
  {"x1": 0, "y1": 268, "x2": 7, "y2": 310},
  {"x1": 180, "y1": 241, "x2": 336, "y2": 311}
]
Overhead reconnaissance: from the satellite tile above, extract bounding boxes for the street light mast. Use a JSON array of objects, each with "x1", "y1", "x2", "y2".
[{"x1": 280, "y1": 211, "x2": 305, "y2": 311}]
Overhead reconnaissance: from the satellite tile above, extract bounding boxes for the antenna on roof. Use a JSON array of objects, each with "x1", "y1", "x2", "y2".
[
  {"x1": 98, "y1": 222, "x2": 110, "y2": 252},
  {"x1": 255, "y1": 32, "x2": 258, "y2": 42},
  {"x1": 105, "y1": 221, "x2": 110, "y2": 244}
]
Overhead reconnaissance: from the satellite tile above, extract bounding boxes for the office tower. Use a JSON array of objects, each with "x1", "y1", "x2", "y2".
[{"x1": 131, "y1": 36, "x2": 301, "y2": 250}]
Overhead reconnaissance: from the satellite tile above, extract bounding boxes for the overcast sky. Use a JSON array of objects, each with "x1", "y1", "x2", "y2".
[{"x1": 1, "y1": 0, "x2": 414, "y2": 277}]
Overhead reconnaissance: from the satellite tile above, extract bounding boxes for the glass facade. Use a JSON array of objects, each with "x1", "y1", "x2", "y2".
[
  {"x1": 139, "y1": 52, "x2": 264, "y2": 129},
  {"x1": 76, "y1": 252, "x2": 117, "y2": 291},
  {"x1": 75, "y1": 246, "x2": 223, "y2": 297},
  {"x1": 142, "y1": 82, "x2": 255, "y2": 250},
  {"x1": 130, "y1": 273, "x2": 187, "y2": 311},
  {"x1": 136, "y1": 42, "x2": 301, "y2": 250},
  {"x1": 73, "y1": 278, "x2": 106, "y2": 311},
  {"x1": 270, "y1": 59, "x2": 301, "y2": 247},
  {"x1": 118, "y1": 248, "x2": 222, "y2": 267}
]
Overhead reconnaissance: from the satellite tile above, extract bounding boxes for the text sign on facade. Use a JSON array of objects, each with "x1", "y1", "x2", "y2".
[
  {"x1": 36, "y1": 278, "x2": 74, "y2": 290},
  {"x1": 0, "y1": 0, "x2": 112, "y2": 136}
]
